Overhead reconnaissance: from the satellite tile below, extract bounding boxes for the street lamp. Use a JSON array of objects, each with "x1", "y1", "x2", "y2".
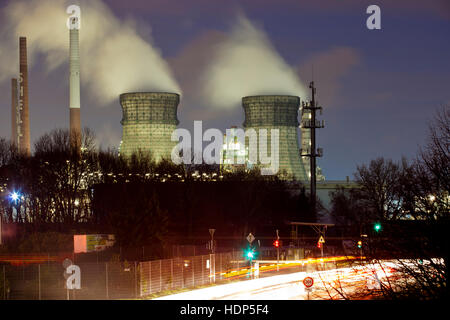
[
  {"x1": 2, "y1": 191, "x2": 21, "y2": 245},
  {"x1": 9, "y1": 191, "x2": 20, "y2": 202}
]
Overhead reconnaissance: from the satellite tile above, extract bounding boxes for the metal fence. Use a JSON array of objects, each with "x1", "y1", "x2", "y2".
[
  {"x1": 139, "y1": 251, "x2": 248, "y2": 297},
  {"x1": 0, "y1": 252, "x2": 247, "y2": 300},
  {"x1": 0, "y1": 261, "x2": 139, "y2": 300},
  {"x1": 0, "y1": 248, "x2": 341, "y2": 299}
]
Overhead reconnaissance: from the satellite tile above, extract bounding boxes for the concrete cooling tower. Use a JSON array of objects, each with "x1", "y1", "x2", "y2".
[
  {"x1": 119, "y1": 92, "x2": 180, "y2": 161},
  {"x1": 242, "y1": 95, "x2": 307, "y2": 181}
]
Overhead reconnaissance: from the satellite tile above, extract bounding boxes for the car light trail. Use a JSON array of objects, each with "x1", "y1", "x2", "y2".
[{"x1": 155, "y1": 259, "x2": 413, "y2": 300}]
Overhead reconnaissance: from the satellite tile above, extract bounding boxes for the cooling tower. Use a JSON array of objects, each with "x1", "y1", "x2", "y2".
[
  {"x1": 119, "y1": 92, "x2": 180, "y2": 161},
  {"x1": 19, "y1": 37, "x2": 30, "y2": 155},
  {"x1": 11, "y1": 78, "x2": 18, "y2": 146},
  {"x1": 242, "y1": 95, "x2": 307, "y2": 181}
]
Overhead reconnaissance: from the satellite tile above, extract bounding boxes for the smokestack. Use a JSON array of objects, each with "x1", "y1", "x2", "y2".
[
  {"x1": 19, "y1": 37, "x2": 30, "y2": 156},
  {"x1": 11, "y1": 78, "x2": 18, "y2": 146},
  {"x1": 69, "y1": 16, "x2": 81, "y2": 150}
]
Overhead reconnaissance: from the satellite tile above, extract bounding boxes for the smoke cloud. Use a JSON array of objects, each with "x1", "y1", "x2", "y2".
[
  {"x1": 0, "y1": 0, "x2": 181, "y2": 105},
  {"x1": 200, "y1": 14, "x2": 307, "y2": 109}
]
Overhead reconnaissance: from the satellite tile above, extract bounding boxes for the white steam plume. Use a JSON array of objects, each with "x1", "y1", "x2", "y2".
[
  {"x1": 0, "y1": 0, "x2": 181, "y2": 104},
  {"x1": 201, "y1": 14, "x2": 306, "y2": 109}
]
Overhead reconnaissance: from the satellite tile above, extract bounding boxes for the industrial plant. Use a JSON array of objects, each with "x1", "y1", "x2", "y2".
[
  {"x1": 5, "y1": 3, "x2": 347, "y2": 219},
  {"x1": 117, "y1": 92, "x2": 325, "y2": 182},
  {"x1": 6, "y1": 30, "x2": 342, "y2": 218},
  {"x1": 6, "y1": 3, "x2": 329, "y2": 188}
]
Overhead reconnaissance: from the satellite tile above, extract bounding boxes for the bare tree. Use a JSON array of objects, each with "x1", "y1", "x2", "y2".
[{"x1": 355, "y1": 157, "x2": 404, "y2": 220}]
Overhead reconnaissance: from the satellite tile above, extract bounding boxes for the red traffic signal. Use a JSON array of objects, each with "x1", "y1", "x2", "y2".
[
  {"x1": 273, "y1": 240, "x2": 280, "y2": 248},
  {"x1": 317, "y1": 242, "x2": 322, "y2": 248}
]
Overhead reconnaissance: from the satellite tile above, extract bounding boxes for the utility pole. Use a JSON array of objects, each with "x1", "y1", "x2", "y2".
[
  {"x1": 300, "y1": 81, "x2": 324, "y2": 214},
  {"x1": 209, "y1": 229, "x2": 215, "y2": 254},
  {"x1": 0, "y1": 209, "x2": 2, "y2": 246}
]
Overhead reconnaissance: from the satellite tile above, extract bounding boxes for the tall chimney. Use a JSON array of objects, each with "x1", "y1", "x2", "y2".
[
  {"x1": 19, "y1": 37, "x2": 30, "y2": 155},
  {"x1": 11, "y1": 78, "x2": 18, "y2": 146},
  {"x1": 69, "y1": 16, "x2": 81, "y2": 150}
]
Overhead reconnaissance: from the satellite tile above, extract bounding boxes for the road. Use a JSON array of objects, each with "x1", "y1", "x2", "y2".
[{"x1": 155, "y1": 260, "x2": 402, "y2": 300}]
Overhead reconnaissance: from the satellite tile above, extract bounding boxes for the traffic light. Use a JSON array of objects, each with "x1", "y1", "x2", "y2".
[
  {"x1": 273, "y1": 240, "x2": 280, "y2": 248},
  {"x1": 374, "y1": 222, "x2": 382, "y2": 232},
  {"x1": 317, "y1": 242, "x2": 322, "y2": 249},
  {"x1": 245, "y1": 248, "x2": 257, "y2": 260},
  {"x1": 357, "y1": 240, "x2": 362, "y2": 249}
]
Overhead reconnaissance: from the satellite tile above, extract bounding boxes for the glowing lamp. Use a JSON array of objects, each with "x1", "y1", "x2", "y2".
[
  {"x1": 374, "y1": 223, "x2": 382, "y2": 232},
  {"x1": 9, "y1": 192, "x2": 20, "y2": 202}
]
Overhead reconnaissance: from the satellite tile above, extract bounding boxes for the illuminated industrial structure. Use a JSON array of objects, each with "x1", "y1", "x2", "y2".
[
  {"x1": 220, "y1": 126, "x2": 249, "y2": 172},
  {"x1": 242, "y1": 95, "x2": 308, "y2": 180},
  {"x1": 119, "y1": 92, "x2": 180, "y2": 161},
  {"x1": 300, "y1": 107, "x2": 311, "y2": 177},
  {"x1": 300, "y1": 102, "x2": 325, "y2": 182}
]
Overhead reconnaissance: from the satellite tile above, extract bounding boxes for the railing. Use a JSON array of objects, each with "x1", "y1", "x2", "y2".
[
  {"x1": 0, "y1": 261, "x2": 139, "y2": 300},
  {"x1": 0, "y1": 251, "x2": 246, "y2": 300},
  {"x1": 139, "y1": 251, "x2": 246, "y2": 297}
]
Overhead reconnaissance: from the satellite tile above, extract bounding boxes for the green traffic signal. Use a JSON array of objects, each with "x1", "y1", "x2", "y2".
[
  {"x1": 374, "y1": 223, "x2": 382, "y2": 232},
  {"x1": 245, "y1": 247, "x2": 257, "y2": 260}
]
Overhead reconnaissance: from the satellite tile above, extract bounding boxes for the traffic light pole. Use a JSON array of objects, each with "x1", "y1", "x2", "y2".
[
  {"x1": 0, "y1": 209, "x2": 2, "y2": 246},
  {"x1": 276, "y1": 230, "x2": 280, "y2": 272}
]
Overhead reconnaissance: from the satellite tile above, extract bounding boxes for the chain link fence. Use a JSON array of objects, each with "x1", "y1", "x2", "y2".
[
  {"x1": 139, "y1": 251, "x2": 251, "y2": 297},
  {"x1": 0, "y1": 251, "x2": 249, "y2": 299},
  {"x1": 0, "y1": 261, "x2": 139, "y2": 300}
]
